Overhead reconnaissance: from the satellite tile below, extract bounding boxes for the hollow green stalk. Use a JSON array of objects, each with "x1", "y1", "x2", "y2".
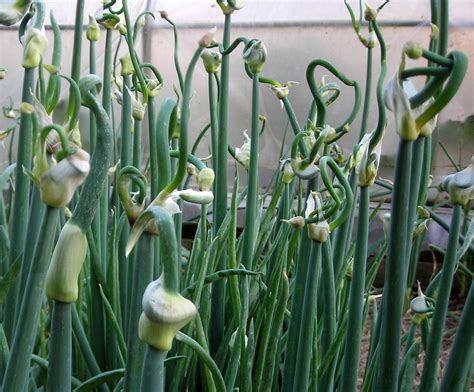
[
  {"x1": 140, "y1": 346, "x2": 166, "y2": 392},
  {"x1": 5, "y1": 6, "x2": 46, "y2": 340},
  {"x1": 333, "y1": 45, "x2": 374, "y2": 277},
  {"x1": 118, "y1": 74, "x2": 133, "y2": 324},
  {"x1": 241, "y1": 72, "x2": 260, "y2": 269},
  {"x1": 318, "y1": 239, "x2": 337, "y2": 391},
  {"x1": 127, "y1": 207, "x2": 194, "y2": 391},
  {"x1": 419, "y1": 204, "x2": 462, "y2": 391},
  {"x1": 155, "y1": 98, "x2": 175, "y2": 192},
  {"x1": 133, "y1": 119, "x2": 142, "y2": 169},
  {"x1": 47, "y1": 75, "x2": 113, "y2": 389},
  {"x1": 123, "y1": 233, "x2": 154, "y2": 392},
  {"x1": 374, "y1": 139, "x2": 413, "y2": 392},
  {"x1": 306, "y1": 59, "x2": 361, "y2": 129},
  {"x1": 404, "y1": 137, "x2": 427, "y2": 287},
  {"x1": 161, "y1": 47, "x2": 204, "y2": 195},
  {"x1": 439, "y1": 280, "x2": 474, "y2": 391},
  {"x1": 2, "y1": 207, "x2": 59, "y2": 392},
  {"x1": 71, "y1": 307, "x2": 109, "y2": 392},
  {"x1": 282, "y1": 230, "x2": 312, "y2": 391},
  {"x1": 211, "y1": 13, "x2": 232, "y2": 355},
  {"x1": 293, "y1": 242, "x2": 321, "y2": 392},
  {"x1": 47, "y1": 301, "x2": 72, "y2": 392},
  {"x1": 70, "y1": 0, "x2": 84, "y2": 83},
  {"x1": 341, "y1": 185, "x2": 369, "y2": 392}
]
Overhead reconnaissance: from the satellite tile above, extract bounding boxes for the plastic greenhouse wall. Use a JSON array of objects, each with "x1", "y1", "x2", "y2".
[{"x1": 1, "y1": 0, "x2": 473, "y2": 196}]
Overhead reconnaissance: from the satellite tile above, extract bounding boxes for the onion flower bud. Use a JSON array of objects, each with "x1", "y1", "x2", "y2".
[
  {"x1": 305, "y1": 191, "x2": 330, "y2": 243},
  {"x1": 410, "y1": 283, "x2": 435, "y2": 314},
  {"x1": 139, "y1": 276, "x2": 197, "y2": 351},
  {"x1": 217, "y1": 0, "x2": 245, "y2": 14},
  {"x1": 177, "y1": 189, "x2": 214, "y2": 205},
  {"x1": 0, "y1": 68, "x2": 6, "y2": 79},
  {"x1": 120, "y1": 53, "x2": 134, "y2": 76},
  {"x1": 404, "y1": 41, "x2": 423, "y2": 60},
  {"x1": 355, "y1": 130, "x2": 383, "y2": 187},
  {"x1": 39, "y1": 149, "x2": 90, "y2": 208},
  {"x1": 201, "y1": 49, "x2": 222, "y2": 73},
  {"x1": 235, "y1": 130, "x2": 251, "y2": 170},
  {"x1": 86, "y1": 15, "x2": 100, "y2": 42},
  {"x1": 270, "y1": 81, "x2": 299, "y2": 100},
  {"x1": 198, "y1": 168, "x2": 215, "y2": 191},
  {"x1": 384, "y1": 62, "x2": 418, "y2": 141},
  {"x1": 439, "y1": 158, "x2": 474, "y2": 206},
  {"x1": 243, "y1": 39, "x2": 267, "y2": 74},
  {"x1": 364, "y1": 1, "x2": 378, "y2": 21},
  {"x1": 22, "y1": 28, "x2": 48, "y2": 69},
  {"x1": 199, "y1": 27, "x2": 217, "y2": 48},
  {"x1": 281, "y1": 160, "x2": 295, "y2": 184},
  {"x1": 45, "y1": 222, "x2": 87, "y2": 303},
  {"x1": 358, "y1": 31, "x2": 377, "y2": 48}
]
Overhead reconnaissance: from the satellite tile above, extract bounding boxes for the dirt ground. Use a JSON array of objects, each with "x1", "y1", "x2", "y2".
[{"x1": 358, "y1": 300, "x2": 470, "y2": 391}]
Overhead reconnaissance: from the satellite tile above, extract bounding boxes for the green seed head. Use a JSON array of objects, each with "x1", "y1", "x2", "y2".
[
  {"x1": 417, "y1": 206, "x2": 430, "y2": 219},
  {"x1": 22, "y1": 28, "x2": 48, "y2": 69},
  {"x1": 120, "y1": 53, "x2": 134, "y2": 76},
  {"x1": 139, "y1": 276, "x2": 197, "y2": 351},
  {"x1": 364, "y1": 1, "x2": 378, "y2": 21},
  {"x1": 235, "y1": 130, "x2": 251, "y2": 170},
  {"x1": 86, "y1": 15, "x2": 101, "y2": 42},
  {"x1": 40, "y1": 149, "x2": 90, "y2": 208},
  {"x1": 307, "y1": 220, "x2": 330, "y2": 243},
  {"x1": 201, "y1": 48, "x2": 222, "y2": 73},
  {"x1": 281, "y1": 160, "x2": 295, "y2": 184},
  {"x1": 97, "y1": 12, "x2": 120, "y2": 29},
  {"x1": 198, "y1": 168, "x2": 215, "y2": 191},
  {"x1": 0, "y1": 68, "x2": 6, "y2": 79},
  {"x1": 282, "y1": 216, "x2": 305, "y2": 230},
  {"x1": 384, "y1": 70, "x2": 418, "y2": 141},
  {"x1": 45, "y1": 222, "x2": 88, "y2": 303},
  {"x1": 243, "y1": 39, "x2": 267, "y2": 74},
  {"x1": 177, "y1": 189, "x2": 214, "y2": 205},
  {"x1": 404, "y1": 41, "x2": 424, "y2": 60},
  {"x1": 118, "y1": 23, "x2": 128, "y2": 36}
]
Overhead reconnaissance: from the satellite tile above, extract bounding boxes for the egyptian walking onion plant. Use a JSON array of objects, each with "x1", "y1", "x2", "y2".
[{"x1": 0, "y1": 0, "x2": 472, "y2": 391}]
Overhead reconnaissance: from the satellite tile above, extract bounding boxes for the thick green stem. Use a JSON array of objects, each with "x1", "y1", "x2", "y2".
[
  {"x1": 440, "y1": 280, "x2": 474, "y2": 391},
  {"x1": 341, "y1": 185, "x2": 369, "y2": 392},
  {"x1": 148, "y1": 96, "x2": 158, "y2": 198},
  {"x1": 120, "y1": 75, "x2": 133, "y2": 169},
  {"x1": 241, "y1": 72, "x2": 260, "y2": 269},
  {"x1": 71, "y1": 0, "x2": 85, "y2": 83},
  {"x1": 319, "y1": 240, "x2": 337, "y2": 392},
  {"x1": 133, "y1": 119, "x2": 142, "y2": 169},
  {"x1": 404, "y1": 137, "x2": 426, "y2": 287},
  {"x1": 155, "y1": 98, "x2": 175, "y2": 192},
  {"x1": 4, "y1": 68, "x2": 35, "y2": 341},
  {"x1": 332, "y1": 46, "x2": 373, "y2": 277},
  {"x1": 282, "y1": 228, "x2": 312, "y2": 391},
  {"x1": 419, "y1": 204, "x2": 462, "y2": 391},
  {"x1": 375, "y1": 139, "x2": 413, "y2": 392},
  {"x1": 3, "y1": 207, "x2": 59, "y2": 392},
  {"x1": 140, "y1": 346, "x2": 166, "y2": 392},
  {"x1": 47, "y1": 302, "x2": 72, "y2": 392},
  {"x1": 210, "y1": 12, "x2": 232, "y2": 356},
  {"x1": 293, "y1": 242, "x2": 321, "y2": 392},
  {"x1": 71, "y1": 307, "x2": 109, "y2": 392},
  {"x1": 124, "y1": 233, "x2": 154, "y2": 392}
]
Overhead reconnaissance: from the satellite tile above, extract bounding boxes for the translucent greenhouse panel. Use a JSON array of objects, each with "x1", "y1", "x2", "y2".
[{"x1": 1, "y1": 0, "x2": 473, "y2": 197}]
